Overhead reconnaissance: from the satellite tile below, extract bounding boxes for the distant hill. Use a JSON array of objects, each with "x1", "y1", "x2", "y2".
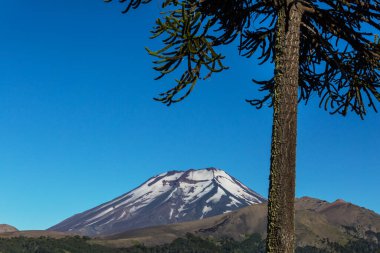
[
  {"x1": 0, "y1": 230, "x2": 76, "y2": 239},
  {"x1": 0, "y1": 224, "x2": 18, "y2": 233},
  {"x1": 295, "y1": 196, "x2": 380, "y2": 245},
  {"x1": 98, "y1": 197, "x2": 380, "y2": 248},
  {"x1": 49, "y1": 168, "x2": 265, "y2": 236}
]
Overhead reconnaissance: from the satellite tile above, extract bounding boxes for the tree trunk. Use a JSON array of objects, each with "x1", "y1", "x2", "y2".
[{"x1": 266, "y1": 3, "x2": 303, "y2": 253}]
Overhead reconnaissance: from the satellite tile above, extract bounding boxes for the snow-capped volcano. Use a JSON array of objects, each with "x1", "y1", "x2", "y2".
[{"x1": 49, "y1": 168, "x2": 266, "y2": 236}]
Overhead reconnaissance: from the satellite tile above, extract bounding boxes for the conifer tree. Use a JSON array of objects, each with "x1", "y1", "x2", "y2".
[{"x1": 106, "y1": 0, "x2": 380, "y2": 252}]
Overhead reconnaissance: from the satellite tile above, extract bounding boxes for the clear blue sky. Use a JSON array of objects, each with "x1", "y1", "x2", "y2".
[{"x1": 0, "y1": 1, "x2": 379, "y2": 231}]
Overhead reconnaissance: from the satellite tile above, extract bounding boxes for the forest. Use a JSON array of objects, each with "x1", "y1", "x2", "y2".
[{"x1": 0, "y1": 233, "x2": 379, "y2": 253}]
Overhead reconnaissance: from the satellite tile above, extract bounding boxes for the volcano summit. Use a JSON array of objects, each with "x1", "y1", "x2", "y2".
[{"x1": 49, "y1": 168, "x2": 265, "y2": 236}]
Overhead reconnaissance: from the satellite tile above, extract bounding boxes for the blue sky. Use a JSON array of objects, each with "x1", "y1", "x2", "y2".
[{"x1": 0, "y1": 1, "x2": 379, "y2": 230}]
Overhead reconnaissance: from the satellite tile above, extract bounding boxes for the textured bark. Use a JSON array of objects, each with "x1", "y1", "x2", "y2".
[{"x1": 266, "y1": 3, "x2": 303, "y2": 253}]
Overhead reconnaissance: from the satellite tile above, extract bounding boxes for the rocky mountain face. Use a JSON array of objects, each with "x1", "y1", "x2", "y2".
[
  {"x1": 103, "y1": 197, "x2": 380, "y2": 248},
  {"x1": 49, "y1": 168, "x2": 265, "y2": 236},
  {"x1": 0, "y1": 224, "x2": 18, "y2": 233}
]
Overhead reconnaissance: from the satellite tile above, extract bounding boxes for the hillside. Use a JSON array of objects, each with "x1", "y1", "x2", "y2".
[
  {"x1": 0, "y1": 224, "x2": 18, "y2": 233},
  {"x1": 97, "y1": 197, "x2": 380, "y2": 248}
]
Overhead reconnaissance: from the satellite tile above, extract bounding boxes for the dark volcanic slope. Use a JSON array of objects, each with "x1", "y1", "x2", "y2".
[
  {"x1": 50, "y1": 168, "x2": 265, "y2": 236},
  {"x1": 101, "y1": 197, "x2": 380, "y2": 248}
]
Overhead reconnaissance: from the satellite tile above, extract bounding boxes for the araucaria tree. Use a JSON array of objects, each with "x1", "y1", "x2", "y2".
[{"x1": 106, "y1": 0, "x2": 380, "y2": 251}]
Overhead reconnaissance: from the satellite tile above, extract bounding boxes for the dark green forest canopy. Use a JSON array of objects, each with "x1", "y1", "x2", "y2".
[
  {"x1": 0, "y1": 233, "x2": 379, "y2": 253},
  {"x1": 106, "y1": 0, "x2": 379, "y2": 118}
]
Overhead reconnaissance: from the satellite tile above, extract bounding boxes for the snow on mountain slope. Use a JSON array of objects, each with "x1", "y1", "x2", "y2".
[{"x1": 49, "y1": 168, "x2": 266, "y2": 236}]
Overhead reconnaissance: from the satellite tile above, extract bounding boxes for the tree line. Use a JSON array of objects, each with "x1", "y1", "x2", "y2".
[{"x1": 0, "y1": 233, "x2": 379, "y2": 253}]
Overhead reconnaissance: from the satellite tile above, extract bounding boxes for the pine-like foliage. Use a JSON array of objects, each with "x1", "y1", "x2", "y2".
[{"x1": 106, "y1": 0, "x2": 379, "y2": 118}]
